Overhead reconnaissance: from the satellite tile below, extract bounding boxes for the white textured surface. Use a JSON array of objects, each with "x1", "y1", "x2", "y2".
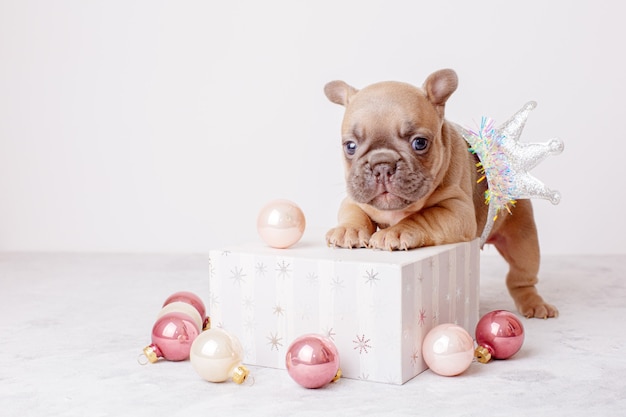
[{"x1": 1, "y1": 252, "x2": 625, "y2": 416}]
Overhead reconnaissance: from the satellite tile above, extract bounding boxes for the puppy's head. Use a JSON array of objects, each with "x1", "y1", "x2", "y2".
[{"x1": 325, "y1": 69, "x2": 458, "y2": 211}]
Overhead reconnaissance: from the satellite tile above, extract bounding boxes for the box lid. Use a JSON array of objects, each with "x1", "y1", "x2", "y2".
[{"x1": 214, "y1": 231, "x2": 477, "y2": 267}]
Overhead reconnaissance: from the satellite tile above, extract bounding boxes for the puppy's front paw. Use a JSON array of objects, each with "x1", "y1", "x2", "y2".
[
  {"x1": 368, "y1": 227, "x2": 423, "y2": 251},
  {"x1": 509, "y1": 287, "x2": 559, "y2": 319},
  {"x1": 326, "y1": 226, "x2": 371, "y2": 249}
]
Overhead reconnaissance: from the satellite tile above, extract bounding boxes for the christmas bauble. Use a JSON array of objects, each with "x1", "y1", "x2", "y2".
[
  {"x1": 190, "y1": 328, "x2": 249, "y2": 384},
  {"x1": 422, "y1": 324, "x2": 474, "y2": 376},
  {"x1": 163, "y1": 291, "x2": 208, "y2": 329},
  {"x1": 257, "y1": 199, "x2": 306, "y2": 248},
  {"x1": 285, "y1": 334, "x2": 341, "y2": 388},
  {"x1": 144, "y1": 311, "x2": 201, "y2": 363},
  {"x1": 475, "y1": 310, "x2": 524, "y2": 363}
]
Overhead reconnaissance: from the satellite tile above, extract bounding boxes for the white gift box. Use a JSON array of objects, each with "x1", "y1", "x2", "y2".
[{"x1": 208, "y1": 237, "x2": 480, "y2": 385}]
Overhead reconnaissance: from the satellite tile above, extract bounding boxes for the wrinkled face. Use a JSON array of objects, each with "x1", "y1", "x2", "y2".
[{"x1": 340, "y1": 82, "x2": 446, "y2": 210}]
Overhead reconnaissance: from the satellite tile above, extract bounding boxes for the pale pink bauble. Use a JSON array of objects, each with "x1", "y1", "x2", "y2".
[
  {"x1": 285, "y1": 334, "x2": 340, "y2": 389},
  {"x1": 257, "y1": 199, "x2": 306, "y2": 248},
  {"x1": 422, "y1": 324, "x2": 474, "y2": 376}
]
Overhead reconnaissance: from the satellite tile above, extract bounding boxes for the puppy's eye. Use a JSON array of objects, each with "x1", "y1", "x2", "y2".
[
  {"x1": 411, "y1": 137, "x2": 429, "y2": 152},
  {"x1": 344, "y1": 141, "x2": 357, "y2": 156}
]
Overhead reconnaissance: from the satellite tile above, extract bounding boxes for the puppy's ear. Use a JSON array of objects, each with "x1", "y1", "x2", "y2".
[
  {"x1": 324, "y1": 81, "x2": 359, "y2": 106},
  {"x1": 423, "y1": 69, "x2": 458, "y2": 113}
]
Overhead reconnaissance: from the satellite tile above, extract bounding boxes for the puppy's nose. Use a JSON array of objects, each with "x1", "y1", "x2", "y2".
[
  {"x1": 372, "y1": 162, "x2": 395, "y2": 182},
  {"x1": 368, "y1": 149, "x2": 400, "y2": 182}
]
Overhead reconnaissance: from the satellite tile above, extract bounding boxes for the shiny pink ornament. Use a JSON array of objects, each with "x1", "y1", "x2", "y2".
[
  {"x1": 285, "y1": 334, "x2": 341, "y2": 388},
  {"x1": 163, "y1": 291, "x2": 210, "y2": 330},
  {"x1": 422, "y1": 324, "x2": 474, "y2": 376},
  {"x1": 143, "y1": 312, "x2": 201, "y2": 363},
  {"x1": 475, "y1": 310, "x2": 525, "y2": 363},
  {"x1": 257, "y1": 199, "x2": 306, "y2": 248}
]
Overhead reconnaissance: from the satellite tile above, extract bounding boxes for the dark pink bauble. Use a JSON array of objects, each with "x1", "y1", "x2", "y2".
[
  {"x1": 475, "y1": 310, "x2": 525, "y2": 362},
  {"x1": 285, "y1": 334, "x2": 340, "y2": 389},
  {"x1": 163, "y1": 291, "x2": 207, "y2": 322},
  {"x1": 148, "y1": 312, "x2": 201, "y2": 362}
]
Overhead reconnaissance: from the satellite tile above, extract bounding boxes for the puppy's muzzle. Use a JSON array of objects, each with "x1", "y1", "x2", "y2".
[{"x1": 368, "y1": 149, "x2": 400, "y2": 183}]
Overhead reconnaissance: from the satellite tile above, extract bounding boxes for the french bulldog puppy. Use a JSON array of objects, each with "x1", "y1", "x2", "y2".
[{"x1": 324, "y1": 69, "x2": 557, "y2": 319}]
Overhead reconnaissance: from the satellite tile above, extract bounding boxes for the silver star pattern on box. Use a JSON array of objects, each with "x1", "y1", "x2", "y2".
[
  {"x1": 459, "y1": 101, "x2": 565, "y2": 245},
  {"x1": 208, "y1": 240, "x2": 480, "y2": 385}
]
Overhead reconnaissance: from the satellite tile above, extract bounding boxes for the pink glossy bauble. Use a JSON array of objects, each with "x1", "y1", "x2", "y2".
[
  {"x1": 422, "y1": 324, "x2": 474, "y2": 376},
  {"x1": 163, "y1": 291, "x2": 209, "y2": 329},
  {"x1": 145, "y1": 312, "x2": 201, "y2": 363},
  {"x1": 257, "y1": 199, "x2": 306, "y2": 248},
  {"x1": 286, "y1": 334, "x2": 340, "y2": 388},
  {"x1": 475, "y1": 310, "x2": 524, "y2": 363}
]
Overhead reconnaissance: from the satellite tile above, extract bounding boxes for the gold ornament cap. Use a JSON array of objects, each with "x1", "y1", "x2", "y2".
[
  {"x1": 203, "y1": 316, "x2": 211, "y2": 330},
  {"x1": 475, "y1": 346, "x2": 492, "y2": 364},
  {"x1": 232, "y1": 365, "x2": 250, "y2": 384},
  {"x1": 142, "y1": 345, "x2": 159, "y2": 364},
  {"x1": 332, "y1": 368, "x2": 342, "y2": 383}
]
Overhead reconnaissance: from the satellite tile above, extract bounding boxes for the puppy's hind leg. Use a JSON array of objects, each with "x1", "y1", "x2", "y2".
[{"x1": 486, "y1": 199, "x2": 558, "y2": 319}]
